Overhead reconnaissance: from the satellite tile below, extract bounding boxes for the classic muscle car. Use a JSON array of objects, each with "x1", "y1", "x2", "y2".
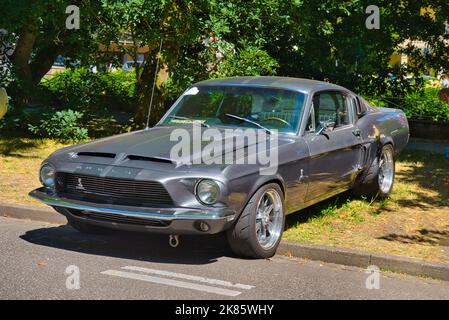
[{"x1": 30, "y1": 77, "x2": 409, "y2": 258}]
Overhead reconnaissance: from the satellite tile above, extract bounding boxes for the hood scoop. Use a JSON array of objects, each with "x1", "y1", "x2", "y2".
[
  {"x1": 126, "y1": 155, "x2": 173, "y2": 164},
  {"x1": 77, "y1": 152, "x2": 116, "y2": 159}
]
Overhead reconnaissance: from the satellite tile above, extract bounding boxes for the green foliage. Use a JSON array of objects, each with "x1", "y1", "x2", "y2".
[
  {"x1": 0, "y1": 59, "x2": 15, "y2": 89},
  {"x1": 40, "y1": 68, "x2": 136, "y2": 111},
  {"x1": 214, "y1": 44, "x2": 278, "y2": 77},
  {"x1": 28, "y1": 109, "x2": 89, "y2": 142},
  {"x1": 0, "y1": 104, "x2": 38, "y2": 132},
  {"x1": 364, "y1": 88, "x2": 449, "y2": 123},
  {"x1": 403, "y1": 88, "x2": 449, "y2": 123},
  {"x1": 3, "y1": 0, "x2": 449, "y2": 128},
  {"x1": 1, "y1": 0, "x2": 105, "y2": 105},
  {"x1": 164, "y1": 41, "x2": 278, "y2": 101}
]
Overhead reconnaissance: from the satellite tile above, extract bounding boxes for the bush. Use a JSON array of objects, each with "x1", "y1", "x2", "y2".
[
  {"x1": 28, "y1": 109, "x2": 89, "y2": 143},
  {"x1": 0, "y1": 104, "x2": 41, "y2": 132},
  {"x1": 402, "y1": 88, "x2": 449, "y2": 123},
  {"x1": 364, "y1": 88, "x2": 449, "y2": 123},
  {"x1": 214, "y1": 44, "x2": 278, "y2": 78},
  {"x1": 40, "y1": 68, "x2": 136, "y2": 111},
  {"x1": 164, "y1": 42, "x2": 279, "y2": 102}
]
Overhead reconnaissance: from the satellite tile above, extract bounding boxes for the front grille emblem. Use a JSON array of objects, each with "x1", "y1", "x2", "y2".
[
  {"x1": 75, "y1": 178, "x2": 85, "y2": 191},
  {"x1": 68, "y1": 152, "x2": 78, "y2": 159}
]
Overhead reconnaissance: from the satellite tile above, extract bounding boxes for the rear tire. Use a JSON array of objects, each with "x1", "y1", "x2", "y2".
[
  {"x1": 66, "y1": 216, "x2": 111, "y2": 235},
  {"x1": 226, "y1": 183, "x2": 285, "y2": 259},
  {"x1": 353, "y1": 144, "x2": 395, "y2": 198}
]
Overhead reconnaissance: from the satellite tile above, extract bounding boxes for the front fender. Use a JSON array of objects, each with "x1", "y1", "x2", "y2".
[{"x1": 226, "y1": 171, "x2": 286, "y2": 219}]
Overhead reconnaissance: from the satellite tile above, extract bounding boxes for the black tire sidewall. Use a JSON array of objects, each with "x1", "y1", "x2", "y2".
[
  {"x1": 377, "y1": 144, "x2": 395, "y2": 197},
  {"x1": 353, "y1": 143, "x2": 396, "y2": 198},
  {"x1": 231, "y1": 183, "x2": 285, "y2": 258}
]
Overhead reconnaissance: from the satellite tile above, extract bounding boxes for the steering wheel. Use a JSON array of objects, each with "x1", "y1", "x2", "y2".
[{"x1": 261, "y1": 117, "x2": 292, "y2": 127}]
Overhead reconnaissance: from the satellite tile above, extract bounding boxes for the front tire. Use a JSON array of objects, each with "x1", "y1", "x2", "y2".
[
  {"x1": 227, "y1": 183, "x2": 285, "y2": 259},
  {"x1": 353, "y1": 144, "x2": 395, "y2": 198}
]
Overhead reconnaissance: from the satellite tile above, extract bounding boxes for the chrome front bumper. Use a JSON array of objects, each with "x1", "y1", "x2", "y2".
[{"x1": 29, "y1": 188, "x2": 236, "y2": 234}]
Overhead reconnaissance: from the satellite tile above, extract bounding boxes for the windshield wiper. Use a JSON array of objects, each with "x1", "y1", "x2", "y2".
[
  {"x1": 225, "y1": 113, "x2": 272, "y2": 134},
  {"x1": 168, "y1": 115, "x2": 209, "y2": 128}
]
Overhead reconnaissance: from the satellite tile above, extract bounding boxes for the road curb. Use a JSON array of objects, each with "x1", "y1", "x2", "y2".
[
  {"x1": 278, "y1": 241, "x2": 449, "y2": 282},
  {"x1": 1, "y1": 203, "x2": 448, "y2": 282},
  {"x1": 0, "y1": 204, "x2": 67, "y2": 224}
]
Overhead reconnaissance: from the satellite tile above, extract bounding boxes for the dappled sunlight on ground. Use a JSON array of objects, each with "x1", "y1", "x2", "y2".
[
  {"x1": 284, "y1": 150, "x2": 449, "y2": 263},
  {"x1": 0, "y1": 137, "x2": 66, "y2": 206}
]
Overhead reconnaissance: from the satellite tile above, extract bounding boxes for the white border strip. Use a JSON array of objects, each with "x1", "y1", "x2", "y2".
[
  {"x1": 122, "y1": 266, "x2": 255, "y2": 290},
  {"x1": 101, "y1": 270, "x2": 242, "y2": 297}
]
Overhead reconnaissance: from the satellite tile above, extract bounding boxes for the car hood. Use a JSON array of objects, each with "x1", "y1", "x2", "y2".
[{"x1": 50, "y1": 125, "x2": 296, "y2": 169}]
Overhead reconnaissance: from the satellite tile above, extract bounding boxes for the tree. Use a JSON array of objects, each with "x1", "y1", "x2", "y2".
[
  {"x1": 0, "y1": 0, "x2": 104, "y2": 105},
  {"x1": 265, "y1": 0, "x2": 449, "y2": 96},
  {"x1": 95, "y1": 0, "x2": 208, "y2": 127},
  {"x1": 2, "y1": 0, "x2": 449, "y2": 127},
  {"x1": 95, "y1": 0, "x2": 283, "y2": 127}
]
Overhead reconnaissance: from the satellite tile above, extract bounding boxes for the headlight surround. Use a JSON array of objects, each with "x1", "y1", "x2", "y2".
[
  {"x1": 195, "y1": 179, "x2": 220, "y2": 205},
  {"x1": 39, "y1": 163, "x2": 55, "y2": 189}
]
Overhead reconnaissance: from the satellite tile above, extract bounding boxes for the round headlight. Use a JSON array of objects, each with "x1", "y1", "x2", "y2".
[
  {"x1": 195, "y1": 179, "x2": 220, "y2": 205},
  {"x1": 39, "y1": 163, "x2": 55, "y2": 189}
]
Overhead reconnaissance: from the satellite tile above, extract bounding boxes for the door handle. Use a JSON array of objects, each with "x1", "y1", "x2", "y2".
[{"x1": 352, "y1": 128, "x2": 361, "y2": 137}]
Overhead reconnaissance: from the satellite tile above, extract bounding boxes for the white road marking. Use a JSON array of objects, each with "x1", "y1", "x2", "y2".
[
  {"x1": 122, "y1": 266, "x2": 255, "y2": 290},
  {"x1": 101, "y1": 270, "x2": 243, "y2": 297}
]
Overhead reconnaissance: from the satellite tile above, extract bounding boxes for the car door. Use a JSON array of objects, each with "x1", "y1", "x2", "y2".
[
  {"x1": 303, "y1": 90, "x2": 363, "y2": 202},
  {"x1": 279, "y1": 138, "x2": 310, "y2": 213}
]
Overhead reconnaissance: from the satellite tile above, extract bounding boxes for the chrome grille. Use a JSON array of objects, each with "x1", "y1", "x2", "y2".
[{"x1": 56, "y1": 173, "x2": 173, "y2": 207}]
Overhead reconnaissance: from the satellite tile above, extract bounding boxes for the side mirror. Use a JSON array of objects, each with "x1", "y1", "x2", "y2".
[
  {"x1": 316, "y1": 122, "x2": 333, "y2": 139},
  {"x1": 316, "y1": 126, "x2": 327, "y2": 136}
]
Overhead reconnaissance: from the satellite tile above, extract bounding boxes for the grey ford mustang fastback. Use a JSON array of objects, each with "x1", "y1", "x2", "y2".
[{"x1": 30, "y1": 76, "x2": 409, "y2": 258}]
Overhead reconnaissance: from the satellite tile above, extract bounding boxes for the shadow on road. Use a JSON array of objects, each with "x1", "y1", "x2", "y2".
[{"x1": 20, "y1": 224, "x2": 232, "y2": 265}]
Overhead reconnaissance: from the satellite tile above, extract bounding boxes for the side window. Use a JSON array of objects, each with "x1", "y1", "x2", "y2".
[{"x1": 312, "y1": 91, "x2": 351, "y2": 130}]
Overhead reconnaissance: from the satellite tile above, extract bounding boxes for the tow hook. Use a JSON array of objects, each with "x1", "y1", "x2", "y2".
[{"x1": 169, "y1": 234, "x2": 180, "y2": 248}]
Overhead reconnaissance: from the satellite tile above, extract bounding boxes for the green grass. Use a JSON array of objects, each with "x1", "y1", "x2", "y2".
[
  {"x1": 284, "y1": 150, "x2": 449, "y2": 263},
  {"x1": 0, "y1": 136, "x2": 66, "y2": 206}
]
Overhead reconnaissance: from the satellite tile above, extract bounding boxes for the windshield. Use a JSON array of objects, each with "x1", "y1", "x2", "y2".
[{"x1": 161, "y1": 86, "x2": 306, "y2": 133}]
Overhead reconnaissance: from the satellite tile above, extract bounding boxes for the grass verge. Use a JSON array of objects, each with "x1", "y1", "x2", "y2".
[
  {"x1": 0, "y1": 137, "x2": 66, "y2": 206},
  {"x1": 284, "y1": 149, "x2": 449, "y2": 264}
]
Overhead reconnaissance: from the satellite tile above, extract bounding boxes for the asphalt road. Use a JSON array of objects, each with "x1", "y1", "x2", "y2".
[{"x1": 0, "y1": 216, "x2": 448, "y2": 300}]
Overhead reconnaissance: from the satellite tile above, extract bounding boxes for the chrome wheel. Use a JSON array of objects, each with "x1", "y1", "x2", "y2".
[
  {"x1": 255, "y1": 189, "x2": 283, "y2": 250},
  {"x1": 378, "y1": 147, "x2": 394, "y2": 194}
]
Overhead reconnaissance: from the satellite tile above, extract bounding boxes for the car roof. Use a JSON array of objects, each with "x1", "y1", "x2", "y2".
[{"x1": 193, "y1": 76, "x2": 349, "y2": 94}]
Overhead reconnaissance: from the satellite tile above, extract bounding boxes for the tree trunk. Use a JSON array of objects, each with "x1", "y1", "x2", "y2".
[
  {"x1": 134, "y1": 40, "x2": 181, "y2": 128},
  {"x1": 439, "y1": 88, "x2": 449, "y2": 103},
  {"x1": 134, "y1": 54, "x2": 166, "y2": 128},
  {"x1": 8, "y1": 22, "x2": 61, "y2": 106},
  {"x1": 30, "y1": 43, "x2": 62, "y2": 85},
  {"x1": 9, "y1": 20, "x2": 38, "y2": 105}
]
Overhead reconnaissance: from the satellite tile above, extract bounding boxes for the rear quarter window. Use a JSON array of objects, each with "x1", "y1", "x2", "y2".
[{"x1": 356, "y1": 97, "x2": 373, "y2": 114}]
